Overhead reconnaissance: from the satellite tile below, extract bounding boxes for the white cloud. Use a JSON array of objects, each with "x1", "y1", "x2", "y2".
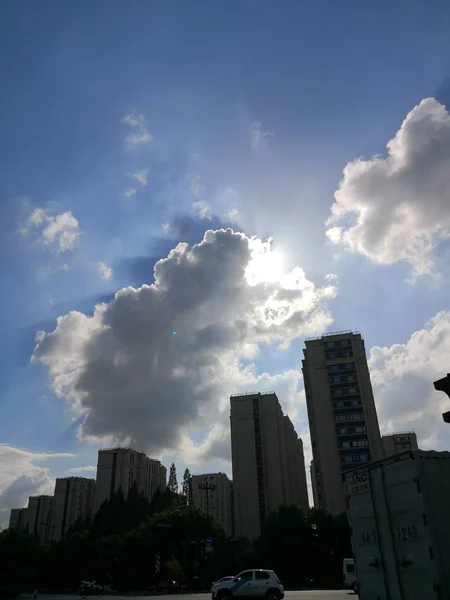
[
  {"x1": 189, "y1": 174, "x2": 203, "y2": 197},
  {"x1": 226, "y1": 208, "x2": 239, "y2": 221},
  {"x1": 67, "y1": 465, "x2": 97, "y2": 474},
  {"x1": 250, "y1": 121, "x2": 271, "y2": 151},
  {"x1": 0, "y1": 445, "x2": 73, "y2": 528},
  {"x1": 324, "y1": 273, "x2": 339, "y2": 282},
  {"x1": 21, "y1": 208, "x2": 80, "y2": 253},
  {"x1": 97, "y1": 262, "x2": 113, "y2": 281},
  {"x1": 33, "y1": 229, "x2": 336, "y2": 458},
  {"x1": 126, "y1": 169, "x2": 148, "y2": 187},
  {"x1": 369, "y1": 310, "x2": 450, "y2": 449},
  {"x1": 193, "y1": 200, "x2": 212, "y2": 220},
  {"x1": 123, "y1": 111, "x2": 151, "y2": 146},
  {"x1": 326, "y1": 98, "x2": 450, "y2": 278},
  {"x1": 161, "y1": 222, "x2": 171, "y2": 234},
  {"x1": 124, "y1": 188, "x2": 137, "y2": 198}
]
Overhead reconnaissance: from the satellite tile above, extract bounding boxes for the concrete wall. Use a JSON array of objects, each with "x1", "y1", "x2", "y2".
[{"x1": 191, "y1": 473, "x2": 233, "y2": 535}]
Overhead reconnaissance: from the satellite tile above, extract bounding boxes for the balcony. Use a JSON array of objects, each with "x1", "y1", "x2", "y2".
[{"x1": 336, "y1": 432, "x2": 367, "y2": 442}]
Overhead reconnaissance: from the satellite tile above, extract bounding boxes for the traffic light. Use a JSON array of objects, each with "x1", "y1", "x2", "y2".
[{"x1": 434, "y1": 374, "x2": 450, "y2": 423}]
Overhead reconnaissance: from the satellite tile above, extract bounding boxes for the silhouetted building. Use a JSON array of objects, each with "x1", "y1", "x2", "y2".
[
  {"x1": 94, "y1": 448, "x2": 166, "y2": 512},
  {"x1": 191, "y1": 472, "x2": 233, "y2": 535},
  {"x1": 302, "y1": 331, "x2": 383, "y2": 514},
  {"x1": 8, "y1": 507, "x2": 27, "y2": 532},
  {"x1": 231, "y1": 391, "x2": 308, "y2": 539},
  {"x1": 50, "y1": 477, "x2": 95, "y2": 540},
  {"x1": 382, "y1": 432, "x2": 419, "y2": 457},
  {"x1": 25, "y1": 495, "x2": 53, "y2": 541}
]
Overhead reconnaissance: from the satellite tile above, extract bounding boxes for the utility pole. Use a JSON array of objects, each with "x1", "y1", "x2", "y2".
[
  {"x1": 197, "y1": 478, "x2": 216, "y2": 516},
  {"x1": 434, "y1": 373, "x2": 450, "y2": 422}
]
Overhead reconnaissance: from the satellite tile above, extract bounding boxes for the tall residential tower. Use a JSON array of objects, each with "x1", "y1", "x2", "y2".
[
  {"x1": 302, "y1": 331, "x2": 383, "y2": 514},
  {"x1": 230, "y1": 391, "x2": 309, "y2": 540}
]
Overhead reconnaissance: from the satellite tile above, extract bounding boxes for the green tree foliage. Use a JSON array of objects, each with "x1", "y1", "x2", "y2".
[
  {"x1": 168, "y1": 462, "x2": 178, "y2": 494},
  {"x1": 0, "y1": 501, "x2": 352, "y2": 592},
  {"x1": 181, "y1": 468, "x2": 192, "y2": 505}
]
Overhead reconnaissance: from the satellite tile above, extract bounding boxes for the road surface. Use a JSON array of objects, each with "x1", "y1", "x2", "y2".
[{"x1": 23, "y1": 592, "x2": 357, "y2": 600}]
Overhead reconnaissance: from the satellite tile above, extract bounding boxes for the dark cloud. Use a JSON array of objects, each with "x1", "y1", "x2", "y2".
[{"x1": 34, "y1": 229, "x2": 335, "y2": 456}]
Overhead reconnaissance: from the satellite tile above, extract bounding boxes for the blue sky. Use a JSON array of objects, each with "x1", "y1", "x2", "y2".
[{"x1": 1, "y1": 0, "x2": 450, "y2": 525}]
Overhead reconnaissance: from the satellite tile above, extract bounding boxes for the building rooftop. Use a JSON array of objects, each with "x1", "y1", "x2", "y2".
[
  {"x1": 230, "y1": 390, "x2": 276, "y2": 398},
  {"x1": 305, "y1": 329, "x2": 360, "y2": 342},
  {"x1": 55, "y1": 476, "x2": 96, "y2": 481}
]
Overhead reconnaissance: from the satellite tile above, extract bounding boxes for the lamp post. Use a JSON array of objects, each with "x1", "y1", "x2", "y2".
[
  {"x1": 197, "y1": 478, "x2": 216, "y2": 516},
  {"x1": 433, "y1": 374, "x2": 450, "y2": 423}
]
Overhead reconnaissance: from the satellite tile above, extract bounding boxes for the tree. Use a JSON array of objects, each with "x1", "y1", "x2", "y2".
[
  {"x1": 255, "y1": 504, "x2": 313, "y2": 585},
  {"x1": 168, "y1": 463, "x2": 178, "y2": 494},
  {"x1": 182, "y1": 469, "x2": 192, "y2": 505}
]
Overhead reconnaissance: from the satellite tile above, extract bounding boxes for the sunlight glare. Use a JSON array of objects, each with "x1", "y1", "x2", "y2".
[{"x1": 245, "y1": 239, "x2": 286, "y2": 285}]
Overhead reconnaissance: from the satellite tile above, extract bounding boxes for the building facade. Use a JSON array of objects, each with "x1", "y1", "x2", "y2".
[
  {"x1": 303, "y1": 331, "x2": 384, "y2": 514},
  {"x1": 191, "y1": 472, "x2": 233, "y2": 535},
  {"x1": 283, "y1": 416, "x2": 309, "y2": 514},
  {"x1": 382, "y1": 432, "x2": 419, "y2": 457},
  {"x1": 94, "y1": 447, "x2": 166, "y2": 512},
  {"x1": 8, "y1": 507, "x2": 28, "y2": 532},
  {"x1": 50, "y1": 477, "x2": 95, "y2": 540},
  {"x1": 230, "y1": 391, "x2": 308, "y2": 540},
  {"x1": 25, "y1": 495, "x2": 53, "y2": 540}
]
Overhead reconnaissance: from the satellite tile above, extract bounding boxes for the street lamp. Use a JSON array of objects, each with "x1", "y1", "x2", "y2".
[{"x1": 434, "y1": 374, "x2": 450, "y2": 423}]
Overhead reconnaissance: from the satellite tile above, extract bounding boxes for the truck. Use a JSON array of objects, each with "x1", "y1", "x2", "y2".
[
  {"x1": 343, "y1": 450, "x2": 450, "y2": 600},
  {"x1": 343, "y1": 558, "x2": 358, "y2": 594}
]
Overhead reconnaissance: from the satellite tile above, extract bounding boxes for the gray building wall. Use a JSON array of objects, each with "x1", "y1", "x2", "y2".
[
  {"x1": 382, "y1": 432, "x2": 419, "y2": 457},
  {"x1": 191, "y1": 473, "x2": 233, "y2": 535},
  {"x1": 8, "y1": 507, "x2": 27, "y2": 532},
  {"x1": 302, "y1": 331, "x2": 383, "y2": 515},
  {"x1": 94, "y1": 448, "x2": 166, "y2": 512},
  {"x1": 283, "y1": 416, "x2": 309, "y2": 514},
  {"x1": 231, "y1": 391, "x2": 308, "y2": 540},
  {"x1": 25, "y1": 495, "x2": 53, "y2": 541},
  {"x1": 50, "y1": 477, "x2": 95, "y2": 540}
]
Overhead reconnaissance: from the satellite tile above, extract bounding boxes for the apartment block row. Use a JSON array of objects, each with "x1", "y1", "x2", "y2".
[
  {"x1": 9, "y1": 449, "x2": 167, "y2": 541},
  {"x1": 9, "y1": 330, "x2": 414, "y2": 542}
]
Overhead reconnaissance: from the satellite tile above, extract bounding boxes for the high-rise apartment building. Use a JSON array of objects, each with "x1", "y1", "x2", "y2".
[
  {"x1": 283, "y1": 416, "x2": 309, "y2": 514},
  {"x1": 94, "y1": 448, "x2": 166, "y2": 512},
  {"x1": 50, "y1": 477, "x2": 95, "y2": 541},
  {"x1": 25, "y1": 495, "x2": 53, "y2": 540},
  {"x1": 382, "y1": 432, "x2": 419, "y2": 457},
  {"x1": 8, "y1": 507, "x2": 27, "y2": 532},
  {"x1": 303, "y1": 331, "x2": 383, "y2": 514},
  {"x1": 191, "y1": 473, "x2": 233, "y2": 535},
  {"x1": 230, "y1": 391, "x2": 309, "y2": 540}
]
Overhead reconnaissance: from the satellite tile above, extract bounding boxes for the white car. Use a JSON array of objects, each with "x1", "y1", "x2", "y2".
[{"x1": 211, "y1": 569, "x2": 284, "y2": 600}]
